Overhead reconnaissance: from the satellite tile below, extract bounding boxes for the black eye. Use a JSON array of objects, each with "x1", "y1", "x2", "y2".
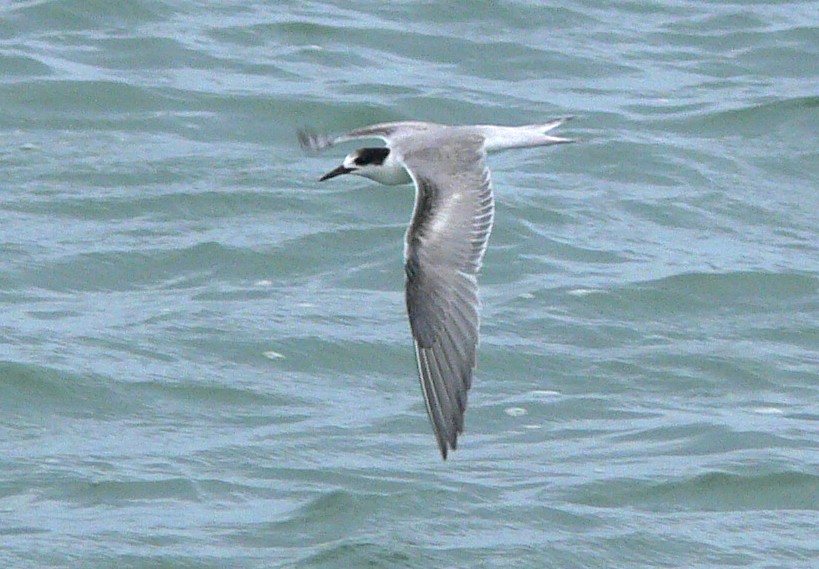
[{"x1": 354, "y1": 147, "x2": 390, "y2": 166}]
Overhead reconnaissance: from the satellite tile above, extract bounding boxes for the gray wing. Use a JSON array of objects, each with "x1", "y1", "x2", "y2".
[
  {"x1": 402, "y1": 133, "x2": 494, "y2": 459},
  {"x1": 298, "y1": 121, "x2": 439, "y2": 153}
]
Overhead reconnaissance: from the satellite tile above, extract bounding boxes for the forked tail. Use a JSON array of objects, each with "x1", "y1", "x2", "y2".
[{"x1": 480, "y1": 116, "x2": 575, "y2": 152}]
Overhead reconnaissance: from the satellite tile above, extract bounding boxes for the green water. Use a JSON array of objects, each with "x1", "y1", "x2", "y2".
[{"x1": 1, "y1": 1, "x2": 817, "y2": 568}]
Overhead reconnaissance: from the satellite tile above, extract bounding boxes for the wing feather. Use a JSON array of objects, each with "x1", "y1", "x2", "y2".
[
  {"x1": 402, "y1": 133, "x2": 494, "y2": 459},
  {"x1": 298, "y1": 121, "x2": 440, "y2": 153}
]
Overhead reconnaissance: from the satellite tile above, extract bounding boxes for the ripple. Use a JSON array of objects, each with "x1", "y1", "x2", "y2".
[{"x1": 570, "y1": 470, "x2": 819, "y2": 512}]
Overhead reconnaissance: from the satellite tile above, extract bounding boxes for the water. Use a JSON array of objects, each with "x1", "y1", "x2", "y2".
[{"x1": 1, "y1": 1, "x2": 817, "y2": 567}]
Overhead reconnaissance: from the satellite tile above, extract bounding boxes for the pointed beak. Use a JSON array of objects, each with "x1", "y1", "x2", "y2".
[{"x1": 319, "y1": 164, "x2": 353, "y2": 182}]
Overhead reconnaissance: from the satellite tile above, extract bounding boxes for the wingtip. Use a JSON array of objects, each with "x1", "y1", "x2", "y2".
[
  {"x1": 431, "y1": 431, "x2": 449, "y2": 460},
  {"x1": 437, "y1": 436, "x2": 460, "y2": 460},
  {"x1": 435, "y1": 429, "x2": 460, "y2": 461},
  {"x1": 297, "y1": 126, "x2": 335, "y2": 154},
  {"x1": 297, "y1": 127, "x2": 317, "y2": 154}
]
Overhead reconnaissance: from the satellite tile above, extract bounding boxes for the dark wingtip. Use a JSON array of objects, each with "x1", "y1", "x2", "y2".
[
  {"x1": 298, "y1": 126, "x2": 334, "y2": 155},
  {"x1": 297, "y1": 127, "x2": 317, "y2": 154},
  {"x1": 438, "y1": 434, "x2": 458, "y2": 460}
]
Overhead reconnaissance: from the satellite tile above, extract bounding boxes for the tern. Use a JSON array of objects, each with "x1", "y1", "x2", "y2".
[{"x1": 298, "y1": 117, "x2": 573, "y2": 459}]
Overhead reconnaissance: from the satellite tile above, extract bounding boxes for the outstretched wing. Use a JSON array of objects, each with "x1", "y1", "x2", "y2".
[
  {"x1": 402, "y1": 133, "x2": 494, "y2": 459},
  {"x1": 297, "y1": 121, "x2": 438, "y2": 153}
]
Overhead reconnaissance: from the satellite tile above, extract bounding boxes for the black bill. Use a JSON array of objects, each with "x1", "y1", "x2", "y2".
[{"x1": 319, "y1": 165, "x2": 352, "y2": 181}]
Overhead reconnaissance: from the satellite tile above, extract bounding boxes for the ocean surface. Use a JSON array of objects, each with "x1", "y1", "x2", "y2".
[{"x1": 1, "y1": 1, "x2": 817, "y2": 567}]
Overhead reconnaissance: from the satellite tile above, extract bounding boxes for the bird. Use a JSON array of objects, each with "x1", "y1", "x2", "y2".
[{"x1": 298, "y1": 117, "x2": 574, "y2": 459}]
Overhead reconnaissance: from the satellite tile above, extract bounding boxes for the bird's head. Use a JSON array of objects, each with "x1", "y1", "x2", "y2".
[
  {"x1": 319, "y1": 147, "x2": 390, "y2": 181},
  {"x1": 319, "y1": 147, "x2": 411, "y2": 185}
]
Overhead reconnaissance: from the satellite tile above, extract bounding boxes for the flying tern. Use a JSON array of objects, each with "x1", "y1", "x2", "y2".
[{"x1": 298, "y1": 117, "x2": 574, "y2": 459}]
